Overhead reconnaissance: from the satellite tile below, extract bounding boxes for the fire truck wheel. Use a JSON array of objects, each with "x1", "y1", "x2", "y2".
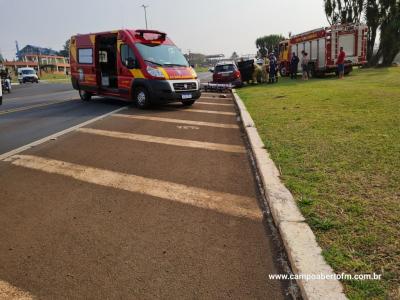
[
  {"x1": 279, "y1": 66, "x2": 287, "y2": 77},
  {"x1": 134, "y1": 86, "x2": 151, "y2": 109},
  {"x1": 79, "y1": 89, "x2": 92, "y2": 101}
]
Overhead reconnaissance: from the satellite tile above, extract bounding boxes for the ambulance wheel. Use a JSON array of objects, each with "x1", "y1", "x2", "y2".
[
  {"x1": 134, "y1": 87, "x2": 151, "y2": 109},
  {"x1": 182, "y1": 100, "x2": 195, "y2": 106},
  {"x1": 79, "y1": 89, "x2": 92, "y2": 101}
]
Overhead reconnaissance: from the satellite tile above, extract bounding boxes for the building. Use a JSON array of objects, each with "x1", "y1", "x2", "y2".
[{"x1": 3, "y1": 45, "x2": 70, "y2": 75}]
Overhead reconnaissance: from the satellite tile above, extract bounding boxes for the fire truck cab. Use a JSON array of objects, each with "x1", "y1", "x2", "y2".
[
  {"x1": 70, "y1": 29, "x2": 201, "y2": 108},
  {"x1": 278, "y1": 24, "x2": 368, "y2": 77}
]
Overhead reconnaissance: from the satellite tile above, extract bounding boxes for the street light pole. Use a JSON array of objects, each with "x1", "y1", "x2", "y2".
[{"x1": 141, "y1": 5, "x2": 149, "y2": 29}]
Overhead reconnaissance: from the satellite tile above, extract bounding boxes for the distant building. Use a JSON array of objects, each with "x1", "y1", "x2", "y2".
[{"x1": 4, "y1": 44, "x2": 70, "y2": 75}]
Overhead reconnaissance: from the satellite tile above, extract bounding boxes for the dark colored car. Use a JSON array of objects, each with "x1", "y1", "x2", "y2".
[{"x1": 211, "y1": 62, "x2": 242, "y2": 87}]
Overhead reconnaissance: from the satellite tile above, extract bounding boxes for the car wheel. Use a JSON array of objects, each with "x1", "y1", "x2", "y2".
[
  {"x1": 134, "y1": 86, "x2": 151, "y2": 109},
  {"x1": 79, "y1": 89, "x2": 92, "y2": 101},
  {"x1": 182, "y1": 100, "x2": 195, "y2": 106}
]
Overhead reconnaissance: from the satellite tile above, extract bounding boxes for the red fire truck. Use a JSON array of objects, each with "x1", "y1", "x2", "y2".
[
  {"x1": 278, "y1": 24, "x2": 368, "y2": 77},
  {"x1": 70, "y1": 29, "x2": 201, "y2": 108}
]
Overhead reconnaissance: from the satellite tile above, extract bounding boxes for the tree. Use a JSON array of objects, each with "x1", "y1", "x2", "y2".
[
  {"x1": 378, "y1": 0, "x2": 400, "y2": 66},
  {"x1": 255, "y1": 35, "x2": 285, "y2": 57},
  {"x1": 324, "y1": 0, "x2": 364, "y2": 25},
  {"x1": 230, "y1": 51, "x2": 239, "y2": 60},
  {"x1": 365, "y1": 0, "x2": 381, "y2": 62},
  {"x1": 58, "y1": 39, "x2": 70, "y2": 57}
]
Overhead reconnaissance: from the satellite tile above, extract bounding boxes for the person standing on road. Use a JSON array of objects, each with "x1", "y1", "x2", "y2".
[
  {"x1": 337, "y1": 47, "x2": 346, "y2": 79},
  {"x1": 301, "y1": 51, "x2": 309, "y2": 80},
  {"x1": 290, "y1": 52, "x2": 299, "y2": 79}
]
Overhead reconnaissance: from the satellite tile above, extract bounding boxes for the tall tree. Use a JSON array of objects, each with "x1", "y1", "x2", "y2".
[
  {"x1": 58, "y1": 39, "x2": 70, "y2": 57},
  {"x1": 366, "y1": 0, "x2": 381, "y2": 62},
  {"x1": 378, "y1": 0, "x2": 400, "y2": 66},
  {"x1": 324, "y1": 0, "x2": 364, "y2": 24},
  {"x1": 255, "y1": 35, "x2": 285, "y2": 57}
]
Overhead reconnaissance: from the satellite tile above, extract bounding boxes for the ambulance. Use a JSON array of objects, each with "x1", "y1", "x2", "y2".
[
  {"x1": 70, "y1": 29, "x2": 201, "y2": 108},
  {"x1": 278, "y1": 24, "x2": 368, "y2": 77}
]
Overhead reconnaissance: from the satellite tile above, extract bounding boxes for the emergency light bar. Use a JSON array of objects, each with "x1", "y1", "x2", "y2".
[{"x1": 135, "y1": 30, "x2": 167, "y2": 41}]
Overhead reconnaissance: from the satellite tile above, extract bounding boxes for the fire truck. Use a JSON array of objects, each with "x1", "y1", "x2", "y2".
[{"x1": 278, "y1": 24, "x2": 368, "y2": 77}]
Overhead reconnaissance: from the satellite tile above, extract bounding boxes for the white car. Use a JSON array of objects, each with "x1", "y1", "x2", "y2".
[{"x1": 18, "y1": 67, "x2": 39, "y2": 84}]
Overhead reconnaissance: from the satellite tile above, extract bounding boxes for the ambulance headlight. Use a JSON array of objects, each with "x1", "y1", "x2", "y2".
[{"x1": 146, "y1": 66, "x2": 165, "y2": 78}]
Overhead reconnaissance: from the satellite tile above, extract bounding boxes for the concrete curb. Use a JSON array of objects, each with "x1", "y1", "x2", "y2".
[{"x1": 232, "y1": 90, "x2": 347, "y2": 300}]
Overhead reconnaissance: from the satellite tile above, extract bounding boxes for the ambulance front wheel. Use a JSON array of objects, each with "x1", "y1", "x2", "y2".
[
  {"x1": 134, "y1": 86, "x2": 151, "y2": 109},
  {"x1": 79, "y1": 89, "x2": 92, "y2": 101}
]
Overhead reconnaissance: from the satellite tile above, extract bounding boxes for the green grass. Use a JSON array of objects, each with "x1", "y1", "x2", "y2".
[
  {"x1": 237, "y1": 68, "x2": 400, "y2": 299},
  {"x1": 39, "y1": 73, "x2": 70, "y2": 82}
]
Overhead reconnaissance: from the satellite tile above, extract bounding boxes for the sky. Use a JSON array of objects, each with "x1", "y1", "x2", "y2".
[{"x1": 0, "y1": 0, "x2": 328, "y2": 60}]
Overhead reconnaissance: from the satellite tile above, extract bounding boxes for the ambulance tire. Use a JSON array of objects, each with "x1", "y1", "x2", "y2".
[
  {"x1": 79, "y1": 89, "x2": 92, "y2": 101},
  {"x1": 134, "y1": 86, "x2": 151, "y2": 109}
]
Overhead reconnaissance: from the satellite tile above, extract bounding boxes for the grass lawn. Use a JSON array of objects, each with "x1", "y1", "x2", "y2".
[
  {"x1": 39, "y1": 73, "x2": 70, "y2": 82},
  {"x1": 237, "y1": 67, "x2": 400, "y2": 299}
]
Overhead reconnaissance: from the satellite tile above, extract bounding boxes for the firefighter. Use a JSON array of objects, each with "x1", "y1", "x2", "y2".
[
  {"x1": 269, "y1": 53, "x2": 277, "y2": 83},
  {"x1": 263, "y1": 55, "x2": 270, "y2": 83},
  {"x1": 290, "y1": 52, "x2": 299, "y2": 79},
  {"x1": 252, "y1": 60, "x2": 263, "y2": 84}
]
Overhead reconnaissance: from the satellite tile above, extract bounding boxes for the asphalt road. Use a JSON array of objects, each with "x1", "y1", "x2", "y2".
[
  {"x1": 0, "y1": 83, "x2": 126, "y2": 155},
  {"x1": 0, "y1": 81, "x2": 292, "y2": 298}
]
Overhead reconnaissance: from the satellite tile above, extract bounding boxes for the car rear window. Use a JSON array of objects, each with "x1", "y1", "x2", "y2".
[{"x1": 215, "y1": 64, "x2": 235, "y2": 72}]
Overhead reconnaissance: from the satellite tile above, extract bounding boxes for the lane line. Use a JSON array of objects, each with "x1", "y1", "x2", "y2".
[
  {"x1": 113, "y1": 114, "x2": 239, "y2": 129},
  {"x1": 6, "y1": 155, "x2": 261, "y2": 220},
  {"x1": 195, "y1": 102, "x2": 233, "y2": 106},
  {"x1": 0, "y1": 98, "x2": 76, "y2": 116},
  {"x1": 183, "y1": 109, "x2": 236, "y2": 116},
  {"x1": 77, "y1": 128, "x2": 246, "y2": 153},
  {"x1": 5, "y1": 90, "x2": 74, "y2": 102},
  {"x1": 0, "y1": 106, "x2": 127, "y2": 161}
]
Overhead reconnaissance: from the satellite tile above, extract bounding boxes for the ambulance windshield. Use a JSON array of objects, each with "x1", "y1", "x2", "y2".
[{"x1": 136, "y1": 43, "x2": 189, "y2": 67}]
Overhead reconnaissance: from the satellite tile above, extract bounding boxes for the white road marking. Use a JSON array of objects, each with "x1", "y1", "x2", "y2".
[
  {"x1": 0, "y1": 280, "x2": 34, "y2": 300},
  {"x1": 184, "y1": 109, "x2": 236, "y2": 116},
  {"x1": 77, "y1": 128, "x2": 246, "y2": 153},
  {"x1": 0, "y1": 107, "x2": 128, "y2": 161},
  {"x1": 113, "y1": 114, "x2": 239, "y2": 129},
  {"x1": 177, "y1": 125, "x2": 200, "y2": 130},
  {"x1": 7, "y1": 155, "x2": 262, "y2": 220},
  {"x1": 195, "y1": 102, "x2": 233, "y2": 106},
  {"x1": 0, "y1": 98, "x2": 76, "y2": 116}
]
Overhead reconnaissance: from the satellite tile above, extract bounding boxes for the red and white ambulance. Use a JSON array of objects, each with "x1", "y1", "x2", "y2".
[
  {"x1": 70, "y1": 29, "x2": 201, "y2": 108},
  {"x1": 278, "y1": 24, "x2": 368, "y2": 77}
]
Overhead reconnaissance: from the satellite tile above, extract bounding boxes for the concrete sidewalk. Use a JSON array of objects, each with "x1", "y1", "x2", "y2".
[{"x1": 0, "y1": 93, "x2": 291, "y2": 299}]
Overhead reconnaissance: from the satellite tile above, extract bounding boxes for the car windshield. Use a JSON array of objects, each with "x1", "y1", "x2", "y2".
[
  {"x1": 22, "y1": 70, "x2": 35, "y2": 75},
  {"x1": 136, "y1": 43, "x2": 189, "y2": 67},
  {"x1": 215, "y1": 64, "x2": 235, "y2": 72}
]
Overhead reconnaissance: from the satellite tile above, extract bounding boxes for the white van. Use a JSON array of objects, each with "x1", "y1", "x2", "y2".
[{"x1": 18, "y1": 67, "x2": 39, "y2": 84}]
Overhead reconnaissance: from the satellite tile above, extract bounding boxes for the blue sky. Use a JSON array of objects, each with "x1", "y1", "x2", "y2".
[{"x1": 0, "y1": 0, "x2": 328, "y2": 59}]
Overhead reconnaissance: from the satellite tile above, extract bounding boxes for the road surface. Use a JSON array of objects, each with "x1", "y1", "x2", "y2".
[{"x1": 0, "y1": 82, "x2": 293, "y2": 299}]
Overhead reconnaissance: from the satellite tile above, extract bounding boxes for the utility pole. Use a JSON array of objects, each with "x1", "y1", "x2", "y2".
[{"x1": 141, "y1": 4, "x2": 149, "y2": 29}]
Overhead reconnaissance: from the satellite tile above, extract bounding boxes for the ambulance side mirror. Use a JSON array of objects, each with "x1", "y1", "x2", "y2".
[{"x1": 126, "y1": 57, "x2": 139, "y2": 69}]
